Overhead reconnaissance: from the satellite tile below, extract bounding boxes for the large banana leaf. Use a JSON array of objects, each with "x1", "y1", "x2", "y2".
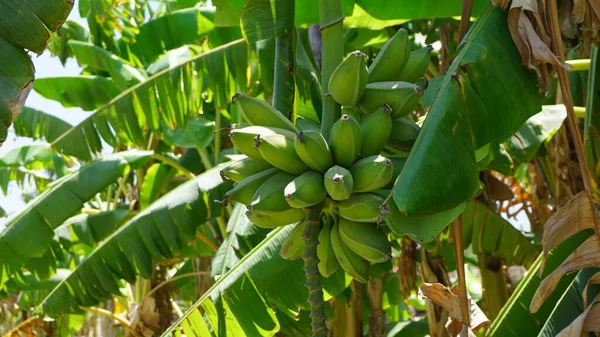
[
  {"x1": 0, "y1": 0, "x2": 73, "y2": 145},
  {"x1": 0, "y1": 150, "x2": 151, "y2": 284},
  {"x1": 55, "y1": 210, "x2": 131, "y2": 251},
  {"x1": 487, "y1": 230, "x2": 594, "y2": 337},
  {"x1": 392, "y1": 5, "x2": 542, "y2": 216},
  {"x1": 50, "y1": 39, "x2": 245, "y2": 162},
  {"x1": 163, "y1": 226, "x2": 309, "y2": 337},
  {"x1": 0, "y1": 144, "x2": 54, "y2": 167},
  {"x1": 13, "y1": 107, "x2": 76, "y2": 143},
  {"x1": 584, "y1": 47, "x2": 600, "y2": 201},
  {"x1": 34, "y1": 76, "x2": 120, "y2": 111},
  {"x1": 39, "y1": 163, "x2": 228, "y2": 314}
]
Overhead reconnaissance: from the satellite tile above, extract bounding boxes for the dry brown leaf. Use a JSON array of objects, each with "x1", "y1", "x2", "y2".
[
  {"x1": 582, "y1": 272, "x2": 600, "y2": 307},
  {"x1": 541, "y1": 191, "x2": 597, "y2": 273},
  {"x1": 531, "y1": 234, "x2": 600, "y2": 313},
  {"x1": 556, "y1": 297, "x2": 596, "y2": 337},
  {"x1": 419, "y1": 283, "x2": 490, "y2": 334}
]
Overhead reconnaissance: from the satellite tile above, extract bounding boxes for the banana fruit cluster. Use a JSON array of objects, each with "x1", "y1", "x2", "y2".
[{"x1": 221, "y1": 29, "x2": 430, "y2": 283}]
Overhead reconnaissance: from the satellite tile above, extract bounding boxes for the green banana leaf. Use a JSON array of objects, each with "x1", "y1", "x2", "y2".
[
  {"x1": 0, "y1": 0, "x2": 73, "y2": 146},
  {"x1": 162, "y1": 225, "x2": 309, "y2": 337},
  {"x1": 487, "y1": 230, "x2": 594, "y2": 337},
  {"x1": 13, "y1": 107, "x2": 77, "y2": 143},
  {"x1": 462, "y1": 201, "x2": 538, "y2": 267},
  {"x1": 584, "y1": 47, "x2": 600, "y2": 201},
  {"x1": 0, "y1": 144, "x2": 54, "y2": 167},
  {"x1": 34, "y1": 76, "x2": 120, "y2": 111},
  {"x1": 0, "y1": 150, "x2": 151, "y2": 284},
  {"x1": 506, "y1": 105, "x2": 567, "y2": 163},
  {"x1": 69, "y1": 41, "x2": 147, "y2": 89},
  {"x1": 50, "y1": 39, "x2": 245, "y2": 162},
  {"x1": 39, "y1": 163, "x2": 228, "y2": 314},
  {"x1": 55, "y1": 210, "x2": 131, "y2": 250},
  {"x1": 140, "y1": 163, "x2": 172, "y2": 210},
  {"x1": 392, "y1": 5, "x2": 542, "y2": 216},
  {"x1": 48, "y1": 20, "x2": 90, "y2": 66}
]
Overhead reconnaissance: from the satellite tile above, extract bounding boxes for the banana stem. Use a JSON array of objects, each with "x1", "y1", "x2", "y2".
[
  {"x1": 318, "y1": 0, "x2": 344, "y2": 140},
  {"x1": 302, "y1": 206, "x2": 328, "y2": 337},
  {"x1": 273, "y1": 28, "x2": 296, "y2": 119}
]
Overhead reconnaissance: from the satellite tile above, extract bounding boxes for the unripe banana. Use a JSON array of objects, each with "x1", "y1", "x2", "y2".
[
  {"x1": 248, "y1": 171, "x2": 296, "y2": 213},
  {"x1": 280, "y1": 221, "x2": 305, "y2": 260},
  {"x1": 415, "y1": 76, "x2": 428, "y2": 90},
  {"x1": 232, "y1": 93, "x2": 297, "y2": 132},
  {"x1": 331, "y1": 222, "x2": 369, "y2": 283},
  {"x1": 296, "y1": 118, "x2": 320, "y2": 132},
  {"x1": 338, "y1": 193, "x2": 386, "y2": 223},
  {"x1": 386, "y1": 117, "x2": 420, "y2": 152},
  {"x1": 329, "y1": 51, "x2": 368, "y2": 107},
  {"x1": 330, "y1": 114, "x2": 362, "y2": 168},
  {"x1": 341, "y1": 106, "x2": 363, "y2": 123},
  {"x1": 324, "y1": 166, "x2": 354, "y2": 201},
  {"x1": 294, "y1": 131, "x2": 334, "y2": 173},
  {"x1": 246, "y1": 208, "x2": 305, "y2": 228},
  {"x1": 379, "y1": 199, "x2": 405, "y2": 236},
  {"x1": 358, "y1": 82, "x2": 422, "y2": 117},
  {"x1": 220, "y1": 157, "x2": 273, "y2": 182},
  {"x1": 284, "y1": 171, "x2": 327, "y2": 208},
  {"x1": 396, "y1": 45, "x2": 433, "y2": 84},
  {"x1": 257, "y1": 132, "x2": 310, "y2": 175},
  {"x1": 349, "y1": 155, "x2": 393, "y2": 192},
  {"x1": 339, "y1": 218, "x2": 391, "y2": 263},
  {"x1": 222, "y1": 167, "x2": 280, "y2": 205},
  {"x1": 359, "y1": 104, "x2": 392, "y2": 158},
  {"x1": 229, "y1": 125, "x2": 278, "y2": 160},
  {"x1": 368, "y1": 28, "x2": 409, "y2": 83},
  {"x1": 317, "y1": 220, "x2": 341, "y2": 277}
]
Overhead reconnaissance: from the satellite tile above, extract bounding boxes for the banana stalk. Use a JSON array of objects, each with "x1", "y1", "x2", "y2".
[{"x1": 302, "y1": 205, "x2": 328, "y2": 337}]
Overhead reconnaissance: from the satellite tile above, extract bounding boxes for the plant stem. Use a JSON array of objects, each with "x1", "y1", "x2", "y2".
[
  {"x1": 452, "y1": 216, "x2": 470, "y2": 327},
  {"x1": 566, "y1": 59, "x2": 591, "y2": 71},
  {"x1": 458, "y1": 0, "x2": 474, "y2": 42},
  {"x1": 302, "y1": 206, "x2": 328, "y2": 337},
  {"x1": 151, "y1": 153, "x2": 195, "y2": 179},
  {"x1": 546, "y1": 0, "x2": 592, "y2": 194},
  {"x1": 2, "y1": 316, "x2": 41, "y2": 337},
  {"x1": 215, "y1": 109, "x2": 223, "y2": 163},
  {"x1": 82, "y1": 307, "x2": 142, "y2": 337},
  {"x1": 574, "y1": 106, "x2": 586, "y2": 118},
  {"x1": 273, "y1": 28, "x2": 296, "y2": 119},
  {"x1": 318, "y1": 0, "x2": 343, "y2": 140}
]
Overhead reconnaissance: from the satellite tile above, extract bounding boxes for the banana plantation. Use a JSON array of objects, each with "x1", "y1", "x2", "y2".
[{"x1": 1, "y1": 0, "x2": 600, "y2": 336}]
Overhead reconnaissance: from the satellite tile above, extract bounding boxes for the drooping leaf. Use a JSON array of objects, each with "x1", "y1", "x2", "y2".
[
  {"x1": 163, "y1": 226, "x2": 309, "y2": 336},
  {"x1": 392, "y1": 5, "x2": 542, "y2": 216},
  {"x1": 47, "y1": 20, "x2": 91, "y2": 65},
  {"x1": 0, "y1": 144, "x2": 54, "y2": 167},
  {"x1": 240, "y1": 0, "x2": 294, "y2": 43},
  {"x1": 55, "y1": 209, "x2": 131, "y2": 249},
  {"x1": 0, "y1": 150, "x2": 152, "y2": 283},
  {"x1": 34, "y1": 76, "x2": 120, "y2": 111},
  {"x1": 162, "y1": 116, "x2": 216, "y2": 148},
  {"x1": 211, "y1": 203, "x2": 254, "y2": 277},
  {"x1": 13, "y1": 107, "x2": 76, "y2": 142},
  {"x1": 51, "y1": 39, "x2": 245, "y2": 161},
  {"x1": 39, "y1": 163, "x2": 228, "y2": 314}
]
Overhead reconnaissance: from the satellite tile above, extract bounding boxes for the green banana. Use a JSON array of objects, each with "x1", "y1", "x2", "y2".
[
  {"x1": 415, "y1": 76, "x2": 428, "y2": 90},
  {"x1": 331, "y1": 222, "x2": 369, "y2": 283},
  {"x1": 339, "y1": 218, "x2": 390, "y2": 263},
  {"x1": 222, "y1": 167, "x2": 280, "y2": 205},
  {"x1": 248, "y1": 171, "x2": 296, "y2": 213},
  {"x1": 232, "y1": 93, "x2": 297, "y2": 132},
  {"x1": 330, "y1": 114, "x2": 362, "y2": 168},
  {"x1": 280, "y1": 221, "x2": 305, "y2": 260},
  {"x1": 220, "y1": 157, "x2": 273, "y2": 182},
  {"x1": 317, "y1": 220, "x2": 341, "y2": 277},
  {"x1": 359, "y1": 104, "x2": 392, "y2": 158},
  {"x1": 229, "y1": 125, "x2": 278, "y2": 160},
  {"x1": 294, "y1": 131, "x2": 334, "y2": 173},
  {"x1": 329, "y1": 50, "x2": 368, "y2": 107},
  {"x1": 257, "y1": 132, "x2": 310, "y2": 175},
  {"x1": 386, "y1": 117, "x2": 420, "y2": 152},
  {"x1": 324, "y1": 166, "x2": 354, "y2": 201},
  {"x1": 285, "y1": 171, "x2": 327, "y2": 208},
  {"x1": 358, "y1": 81, "x2": 422, "y2": 117},
  {"x1": 368, "y1": 28, "x2": 409, "y2": 83},
  {"x1": 341, "y1": 106, "x2": 363, "y2": 123},
  {"x1": 338, "y1": 193, "x2": 386, "y2": 223},
  {"x1": 349, "y1": 155, "x2": 393, "y2": 192},
  {"x1": 246, "y1": 208, "x2": 305, "y2": 228},
  {"x1": 296, "y1": 118, "x2": 320, "y2": 132},
  {"x1": 380, "y1": 199, "x2": 405, "y2": 236},
  {"x1": 396, "y1": 45, "x2": 433, "y2": 84}
]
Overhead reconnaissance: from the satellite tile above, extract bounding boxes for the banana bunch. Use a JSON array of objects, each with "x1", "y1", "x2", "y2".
[{"x1": 220, "y1": 28, "x2": 430, "y2": 283}]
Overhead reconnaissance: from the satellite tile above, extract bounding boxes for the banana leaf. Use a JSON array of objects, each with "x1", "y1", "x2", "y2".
[
  {"x1": 0, "y1": 150, "x2": 151, "y2": 284},
  {"x1": 392, "y1": 4, "x2": 542, "y2": 216},
  {"x1": 584, "y1": 47, "x2": 600, "y2": 201},
  {"x1": 39, "y1": 163, "x2": 228, "y2": 314},
  {"x1": 50, "y1": 39, "x2": 245, "y2": 162},
  {"x1": 0, "y1": 0, "x2": 73, "y2": 146},
  {"x1": 48, "y1": 20, "x2": 90, "y2": 66},
  {"x1": 0, "y1": 144, "x2": 54, "y2": 167},
  {"x1": 163, "y1": 226, "x2": 309, "y2": 337},
  {"x1": 55, "y1": 210, "x2": 131, "y2": 250},
  {"x1": 34, "y1": 76, "x2": 120, "y2": 111}
]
